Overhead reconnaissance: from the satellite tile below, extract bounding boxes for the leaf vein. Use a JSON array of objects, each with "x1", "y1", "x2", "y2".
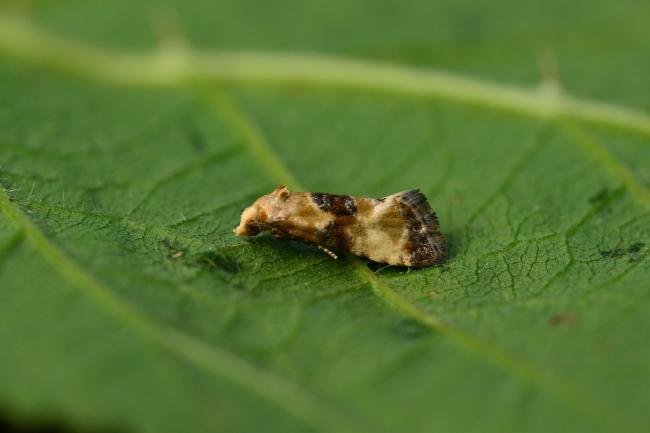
[
  {"x1": 564, "y1": 125, "x2": 650, "y2": 207},
  {"x1": 1, "y1": 14, "x2": 649, "y2": 135},
  {"x1": 127, "y1": 146, "x2": 240, "y2": 215}
]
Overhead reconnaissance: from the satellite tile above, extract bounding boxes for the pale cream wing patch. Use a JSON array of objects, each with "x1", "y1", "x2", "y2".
[{"x1": 347, "y1": 197, "x2": 411, "y2": 266}]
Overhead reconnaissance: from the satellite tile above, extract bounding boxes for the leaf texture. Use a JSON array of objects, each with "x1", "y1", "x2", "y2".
[{"x1": 0, "y1": 1, "x2": 649, "y2": 433}]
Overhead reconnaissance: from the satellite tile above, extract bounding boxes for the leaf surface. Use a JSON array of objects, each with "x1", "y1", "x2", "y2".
[{"x1": 0, "y1": 1, "x2": 649, "y2": 433}]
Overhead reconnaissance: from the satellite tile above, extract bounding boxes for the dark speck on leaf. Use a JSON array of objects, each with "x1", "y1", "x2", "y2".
[
  {"x1": 548, "y1": 313, "x2": 577, "y2": 327},
  {"x1": 186, "y1": 125, "x2": 207, "y2": 154},
  {"x1": 627, "y1": 242, "x2": 646, "y2": 262},
  {"x1": 628, "y1": 242, "x2": 645, "y2": 253},
  {"x1": 588, "y1": 187, "x2": 609, "y2": 204},
  {"x1": 194, "y1": 251, "x2": 242, "y2": 274},
  {"x1": 394, "y1": 319, "x2": 430, "y2": 339}
]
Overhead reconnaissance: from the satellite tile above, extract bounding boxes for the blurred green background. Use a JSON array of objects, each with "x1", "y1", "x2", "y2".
[
  {"x1": 5, "y1": 0, "x2": 650, "y2": 107},
  {"x1": 0, "y1": 1, "x2": 649, "y2": 433}
]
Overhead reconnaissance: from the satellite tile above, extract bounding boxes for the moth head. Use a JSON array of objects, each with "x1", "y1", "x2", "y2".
[{"x1": 233, "y1": 185, "x2": 292, "y2": 236}]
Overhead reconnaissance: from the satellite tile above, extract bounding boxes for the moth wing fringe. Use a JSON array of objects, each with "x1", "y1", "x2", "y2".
[
  {"x1": 395, "y1": 189, "x2": 446, "y2": 260},
  {"x1": 397, "y1": 189, "x2": 439, "y2": 226}
]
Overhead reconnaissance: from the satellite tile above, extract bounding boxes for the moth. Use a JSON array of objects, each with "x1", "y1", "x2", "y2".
[{"x1": 234, "y1": 186, "x2": 445, "y2": 267}]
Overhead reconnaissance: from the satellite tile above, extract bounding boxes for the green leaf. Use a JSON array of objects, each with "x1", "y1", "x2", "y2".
[{"x1": 0, "y1": 2, "x2": 649, "y2": 433}]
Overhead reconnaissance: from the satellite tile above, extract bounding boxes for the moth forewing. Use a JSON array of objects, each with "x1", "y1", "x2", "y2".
[{"x1": 234, "y1": 186, "x2": 446, "y2": 267}]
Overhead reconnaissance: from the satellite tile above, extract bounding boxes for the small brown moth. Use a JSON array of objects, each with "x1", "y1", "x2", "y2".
[{"x1": 234, "y1": 186, "x2": 446, "y2": 267}]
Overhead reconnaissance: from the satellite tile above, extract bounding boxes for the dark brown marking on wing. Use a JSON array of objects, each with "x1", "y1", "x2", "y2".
[
  {"x1": 398, "y1": 190, "x2": 446, "y2": 266},
  {"x1": 311, "y1": 193, "x2": 357, "y2": 216},
  {"x1": 262, "y1": 219, "x2": 321, "y2": 244},
  {"x1": 399, "y1": 190, "x2": 439, "y2": 229},
  {"x1": 318, "y1": 215, "x2": 357, "y2": 250}
]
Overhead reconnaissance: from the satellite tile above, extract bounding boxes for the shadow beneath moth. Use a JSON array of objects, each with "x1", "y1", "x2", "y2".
[{"x1": 234, "y1": 186, "x2": 446, "y2": 267}]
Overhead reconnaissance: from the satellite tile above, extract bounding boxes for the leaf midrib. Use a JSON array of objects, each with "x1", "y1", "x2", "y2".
[{"x1": 0, "y1": 13, "x2": 649, "y2": 135}]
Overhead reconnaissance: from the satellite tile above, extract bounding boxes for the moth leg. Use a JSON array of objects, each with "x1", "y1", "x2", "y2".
[
  {"x1": 318, "y1": 245, "x2": 338, "y2": 260},
  {"x1": 374, "y1": 264, "x2": 392, "y2": 274}
]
